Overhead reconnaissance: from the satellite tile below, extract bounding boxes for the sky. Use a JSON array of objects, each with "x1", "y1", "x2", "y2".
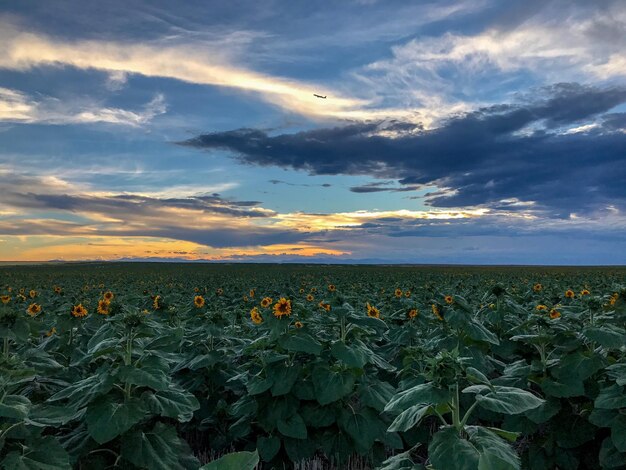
[{"x1": 0, "y1": 0, "x2": 625, "y2": 264}]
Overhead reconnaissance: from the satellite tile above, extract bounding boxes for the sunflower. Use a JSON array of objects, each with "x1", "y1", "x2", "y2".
[
  {"x1": 0, "y1": 295, "x2": 10, "y2": 304},
  {"x1": 444, "y1": 295, "x2": 454, "y2": 305},
  {"x1": 29, "y1": 289, "x2": 37, "y2": 299},
  {"x1": 408, "y1": 308, "x2": 418, "y2": 319},
  {"x1": 294, "y1": 321, "x2": 303, "y2": 329},
  {"x1": 194, "y1": 287, "x2": 200, "y2": 293},
  {"x1": 533, "y1": 283, "x2": 542, "y2": 292},
  {"x1": 432, "y1": 304, "x2": 443, "y2": 321},
  {"x1": 318, "y1": 301, "x2": 331, "y2": 312},
  {"x1": 250, "y1": 307, "x2": 263, "y2": 324},
  {"x1": 328, "y1": 284, "x2": 336, "y2": 292},
  {"x1": 54, "y1": 286, "x2": 62, "y2": 294},
  {"x1": 404, "y1": 290, "x2": 411, "y2": 298},
  {"x1": 273, "y1": 298, "x2": 292, "y2": 318},
  {"x1": 249, "y1": 289, "x2": 255, "y2": 298},
  {"x1": 394, "y1": 288, "x2": 403, "y2": 298},
  {"x1": 46, "y1": 326, "x2": 57, "y2": 337},
  {"x1": 549, "y1": 309, "x2": 561, "y2": 319},
  {"x1": 153, "y1": 295, "x2": 162, "y2": 310},
  {"x1": 71, "y1": 304, "x2": 88, "y2": 318},
  {"x1": 27, "y1": 303, "x2": 42, "y2": 316},
  {"x1": 260, "y1": 297, "x2": 272, "y2": 308},
  {"x1": 194, "y1": 295, "x2": 205, "y2": 308},
  {"x1": 609, "y1": 293, "x2": 618, "y2": 306},
  {"x1": 366, "y1": 302, "x2": 380, "y2": 318},
  {"x1": 306, "y1": 294, "x2": 314, "y2": 302},
  {"x1": 103, "y1": 291, "x2": 114, "y2": 301},
  {"x1": 299, "y1": 288, "x2": 305, "y2": 294},
  {"x1": 97, "y1": 299, "x2": 110, "y2": 315},
  {"x1": 565, "y1": 289, "x2": 575, "y2": 299},
  {"x1": 19, "y1": 288, "x2": 25, "y2": 294},
  {"x1": 580, "y1": 289, "x2": 590, "y2": 296},
  {"x1": 489, "y1": 303, "x2": 496, "y2": 309},
  {"x1": 535, "y1": 304, "x2": 548, "y2": 312},
  {"x1": 216, "y1": 288, "x2": 223, "y2": 296}
]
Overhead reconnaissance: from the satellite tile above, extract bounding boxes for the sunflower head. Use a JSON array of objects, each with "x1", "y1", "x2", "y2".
[
  {"x1": 366, "y1": 302, "x2": 380, "y2": 318},
  {"x1": 535, "y1": 304, "x2": 548, "y2": 312},
  {"x1": 153, "y1": 295, "x2": 162, "y2": 310},
  {"x1": 29, "y1": 290, "x2": 37, "y2": 299},
  {"x1": 273, "y1": 298, "x2": 292, "y2": 318},
  {"x1": 394, "y1": 288, "x2": 403, "y2": 298},
  {"x1": 71, "y1": 304, "x2": 88, "y2": 318},
  {"x1": 549, "y1": 309, "x2": 561, "y2": 319},
  {"x1": 565, "y1": 289, "x2": 575, "y2": 298},
  {"x1": 54, "y1": 286, "x2": 62, "y2": 294},
  {"x1": 97, "y1": 299, "x2": 110, "y2": 315},
  {"x1": 408, "y1": 308, "x2": 418, "y2": 319},
  {"x1": 328, "y1": 284, "x2": 336, "y2": 292},
  {"x1": 580, "y1": 289, "x2": 590, "y2": 296},
  {"x1": 432, "y1": 304, "x2": 443, "y2": 321},
  {"x1": 27, "y1": 303, "x2": 42, "y2": 316},
  {"x1": 194, "y1": 295, "x2": 205, "y2": 308},
  {"x1": 404, "y1": 290, "x2": 411, "y2": 298},
  {"x1": 260, "y1": 297, "x2": 272, "y2": 308},
  {"x1": 216, "y1": 288, "x2": 224, "y2": 296},
  {"x1": 444, "y1": 295, "x2": 454, "y2": 305},
  {"x1": 306, "y1": 294, "x2": 314, "y2": 302},
  {"x1": 249, "y1": 289, "x2": 255, "y2": 298},
  {"x1": 46, "y1": 326, "x2": 57, "y2": 337},
  {"x1": 250, "y1": 307, "x2": 263, "y2": 324},
  {"x1": 318, "y1": 301, "x2": 331, "y2": 312},
  {"x1": 0, "y1": 295, "x2": 10, "y2": 304},
  {"x1": 104, "y1": 291, "x2": 114, "y2": 301},
  {"x1": 533, "y1": 283, "x2": 542, "y2": 292},
  {"x1": 294, "y1": 321, "x2": 303, "y2": 329},
  {"x1": 299, "y1": 288, "x2": 305, "y2": 294}
]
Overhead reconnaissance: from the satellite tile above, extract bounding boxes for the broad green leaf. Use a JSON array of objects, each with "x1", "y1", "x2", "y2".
[
  {"x1": 312, "y1": 367, "x2": 355, "y2": 405},
  {"x1": 201, "y1": 451, "x2": 259, "y2": 470},
  {"x1": 385, "y1": 383, "x2": 440, "y2": 413},
  {"x1": 257, "y1": 435, "x2": 281, "y2": 462},
  {"x1": 467, "y1": 426, "x2": 520, "y2": 470},
  {"x1": 269, "y1": 365, "x2": 299, "y2": 396},
  {"x1": 611, "y1": 415, "x2": 626, "y2": 452},
  {"x1": 606, "y1": 363, "x2": 626, "y2": 386},
  {"x1": 0, "y1": 395, "x2": 31, "y2": 419},
  {"x1": 86, "y1": 396, "x2": 146, "y2": 444},
  {"x1": 599, "y1": 436, "x2": 626, "y2": 469},
  {"x1": 473, "y1": 386, "x2": 544, "y2": 415},
  {"x1": 360, "y1": 380, "x2": 395, "y2": 411},
  {"x1": 246, "y1": 375, "x2": 273, "y2": 395},
  {"x1": 118, "y1": 363, "x2": 170, "y2": 391},
  {"x1": 429, "y1": 427, "x2": 480, "y2": 470},
  {"x1": 277, "y1": 412, "x2": 307, "y2": 439},
  {"x1": 28, "y1": 404, "x2": 84, "y2": 426},
  {"x1": 331, "y1": 341, "x2": 368, "y2": 368},
  {"x1": 142, "y1": 387, "x2": 199, "y2": 422},
  {"x1": 388, "y1": 404, "x2": 432, "y2": 432},
  {"x1": 1, "y1": 436, "x2": 71, "y2": 470},
  {"x1": 583, "y1": 326, "x2": 626, "y2": 350},
  {"x1": 596, "y1": 385, "x2": 626, "y2": 409},
  {"x1": 279, "y1": 333, "x2": 322, "y2": 355}
]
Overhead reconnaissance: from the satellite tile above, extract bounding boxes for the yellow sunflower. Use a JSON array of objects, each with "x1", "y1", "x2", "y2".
[
  {"x1": 27, "y1": 303, "x2": 42, "y2": 316},
  {"x1": 366, "y1": 302, "x2": 380, "y2": 318},
  {"x1": 103, "y1": 291, "x2": 114, "y2": 301},
  {"x1": 46, "y1": 326, "x2": 57, "y2": 337},
  {"x1": 0, "y1": 295, "x2": 10, "y2": 304},
  {"x1": 29, "y1": 289, "x2": 37, "y2": 299},
  {"x1": 97, "y1": 299, "x2": 110, "y2": 315},
  {"x1": 549, "y1": 309, "x2": 561, "y2": 319},
  {"x1": 432, "y1": 304, "x2": 443, "y2": 321},
  {"x1": 444, "y1": 295, "x2": 454, "y2": 305},
  {"x1": 273, "y1": 298, "x2": 292, "y2": 318},
  {"x1": 260, "y1": 297, "x2": 272, "y2": 308},
  {"x1": 216, "y1": 288, "x2": 223, "y2": 296},
  {"x1": 535, "y1": 304, "x2": 548, "y2": 312},
  {"x1": 306, "y1": 294, "x2": 314, "y2": 302},
  {"x1": 408, "y1": 308, "x2": 418, "y2": 319},
  {"x1": 71, "y1": 304, "x2": 88, "y2": 318},
  {"x1": 153, "y1": 295, "x2": 162, "y2": 310},
  {"x1": 565, "y1": 289, "x2": 575, "y2": 299},
  {"x1": 250, "y1": 307, "x2": 263, "y2": 324},
  {"x1": 328, "y1": 284, "x2": 336, "y2": 292},
  {"x1": 294, "y1": 321, "x2": 303, "y2": 329},
  {"x1": 533, "y1": 283, "x2": 542, "y2": 292},
  {"x1": 394, "y1": 288, "x2": 403, "y2": 298},
  {"x1": 580, "y1": 289, "x2": 590, "y2": 296},
  {"x1": 194, "y1": 295, "x2": 205, "y2": 308},
  {"x1": 404, "y1": 290, "x2": 411, "y2": 298}
]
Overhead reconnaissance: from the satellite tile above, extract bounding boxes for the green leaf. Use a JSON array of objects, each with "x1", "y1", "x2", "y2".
[
  {"x1": 86, "y1": 396, "x2": 146, "y2": 444},
  {"x1": 312, "y1": 367, "x2": 355, "y2": 405},
  {"x1": 596, "y1": 385, "x2": 626, "y2": 409},
  {"x1": 277, "y1": 412, "x2": 307, "y2": 439},
  {"x1": 279, "y1": 333, "x2": 322, "y2": 355},
  {"x1": 28, "y1": 404, "x2": 84, "y2": 426},
  {"x1": 338, "y1": 409, "x2": 381, "y2": 453},
  {"x1": 118, "y1": 362, "x2": 170, "y2": 391},
  {"x1": 385, "y1": 383, "x2": 439, "y2": 413},
  {"x1": 0, "y1": 395, "x2": 31, "y2": 419},
  {"x1": 1, "y1": 436, "x2": 71, "y2": 470},
  {"x1": 388, "y1": 403, "x2": 432, "y2": 433},
  {"x1": 257, "y1": 435, "x2": 281, "y2": 462},
  {"x1": 606, "y1": 363, "x2": 626, "y2": 386},
  {"x1": 246, "y1": 375, "x2": 273, "y2": 395},
  {"x1": 611, "y1": 415, "x2": 626, "y2": 453},
  {"x1": 467, "y1": 426, "x2": 520, "y2": 470},
  {"x1": 201, "y1": 451, "x2": 259, "y2": 470},
  {"x1": 600, "y1": 436, "x2": 626, "y2": 469},
  {"x1": 360, "y1": 380, "x2": 395, "y2": 411},
  {"x1": 429, "y1": 427, "x2": 480, "y2": 470},
  {"x1": 464, "y1": 320, "x2": 500, "y2": 345},
  {"x1": 142, "y1": 387, "x2": 200, "y2": 422},
  {"x1": 122, "y1": 422, "x2": 199, "y2": 470},
  {"x1": 269, "y1": 365, "x2": 300, "y2": 396},
  {"x1": 583, "y1": 326, "x2": 626, "y2": 349},
  {"x1": 331, "y1": 341, "x2": 368, "y2": 368},
  {"x1": 469, "y1": 386, "x2": 544, "y2": 415}
]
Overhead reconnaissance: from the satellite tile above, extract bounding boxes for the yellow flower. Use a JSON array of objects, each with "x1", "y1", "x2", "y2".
[
  {"x1": 533, "y1": 283, "x2": 542, "y2": 292},
  {"x1": 250, "y1": 307, "x2": 263, "y2": 324},
  {"x1": 328, "y1": 284, "x2": 336, "y2": 292},
  {"x1": 318, "y1": 301, "x2": 331, "y2": 312},
  {"x1": 0, "y1": 295, "x2": 10, "y2": 304},
  {"x1": 294, "y1": 321, "x2": 303, "y2": 329},
  {"x1": 432, "y1": 304, "x2": 443, "y2": 321},
  {"x1": 194, "y1": 295, "x2": 205, "y2": 308},
  {"x1": 27, "y1": 303, "x2": 42, "y2": 316},
  {"x1": 97, "y1": 299, "x2": 110, "y2": 315},
  {"x1": 394, "y1": 288, "x2": 403, "y2": 298},
  {"x1": 71, "y1": 304, "x2": 88, "y2": 318},
  {"x1": 194, "y1": 287, "x2": 200, "y2": 293},
  {"x1": 103, "y1": 291, "x2": 114, "y2": 301},
  {"x1": 565, "y1": 289, "x2": 575, "y2": 299},
  {"x1": 306, "y1": 294, "x2": 314, "y2": 302},
  {"x1": 46, "y1": 326, "x2": 57, "y2": 337},
  {"x1": 580, "y1": 289, "x2": 590, "y2": 296},
  {"x1": 366, "y1": 302, "x2": 380, "y2": 318},
  {"x1": 444, "y1": 295, "x2": 454, "y2": 305},
  {"x1": 153, "y1": 295, "x2": 162, "y2": 310},
  {"x1": 549, "y1": 309, "x2": 561, "y2": 319},
  {"x1": 260, "y1": 297, "x2": 272, "y2": 308},
  {"x1": 408, "y1": 308, "x2": 418, "y2": 319},
  {"x1": 29, "y1": 289, "x2": 37, "y2": 299},
  {"x1": 489, "y1": 303, "x2": 496, "y2": 309},
  {"x1": 536, "y1": 304, "x2": 548, "y2": 312},
  {"x1": 299, "y1": 288, "x2": 305, "y2": 294},
  {"x1": 249, "y1": 289, "x2": 255, "y2": 298},
  {"x1": 54, "y1": 286, "x2": 62, "y2": 294},
  {"x1": 273, "y1": 298, "x2": 292, "y2": 318},
  {"x1": 216, "y1": 288, "x2": 223, "y2": 296},
  {"x1": 404, "y1": 290, "x2": 411, "y2": 298}
]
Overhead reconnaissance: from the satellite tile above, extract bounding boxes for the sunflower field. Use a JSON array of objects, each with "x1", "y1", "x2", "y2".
[{"x1": 1, "y1": 263, "x2": 625, "y2": 470}]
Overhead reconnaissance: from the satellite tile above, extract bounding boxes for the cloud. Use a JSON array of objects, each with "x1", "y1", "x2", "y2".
[
  {"x1": 0, "y1": 87, "x2": 166, "y2": 126},
  {"x1": 182, "y1": 83, "x2": 626, "y2": 216}
]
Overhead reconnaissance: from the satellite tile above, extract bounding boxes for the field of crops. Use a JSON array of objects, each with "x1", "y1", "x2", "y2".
[{"x1": 1, "y1": 263, "x2": 625, "y2": 470}]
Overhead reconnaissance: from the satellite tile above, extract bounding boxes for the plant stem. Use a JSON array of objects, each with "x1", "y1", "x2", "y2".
[{"x1": 3, "y1": 337, "x2": 8, "y2": 358}]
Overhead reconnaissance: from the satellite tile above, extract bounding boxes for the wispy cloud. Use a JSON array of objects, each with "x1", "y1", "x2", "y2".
[{"x1": 0, "y1": 87, "x2": 166, "y2": 126}]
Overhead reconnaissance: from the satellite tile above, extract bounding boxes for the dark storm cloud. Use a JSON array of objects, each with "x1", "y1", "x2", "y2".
[{"x1": 182, "y1": 83, "x2": 626, "y2": 215}]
